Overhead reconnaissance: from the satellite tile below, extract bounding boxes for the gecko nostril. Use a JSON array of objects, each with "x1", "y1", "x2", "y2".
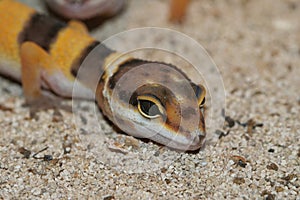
[
  {"x1": 197, "y1": 133, "x2": 205, "y2": 143},
  {"x1": 195, "y1": 129, "x2": 206, "y2": 137}
]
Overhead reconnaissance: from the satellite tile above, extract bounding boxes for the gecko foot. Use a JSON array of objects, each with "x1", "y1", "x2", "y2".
[{"x1": 23, "y1": 93, "x2": 72, "y2": 120}]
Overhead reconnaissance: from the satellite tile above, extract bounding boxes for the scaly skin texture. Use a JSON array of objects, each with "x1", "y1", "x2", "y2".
[
  {"x1": 45, "y1": 0, "x2": 126, "y2": 20},
  {"x1": 0, "y1": 0, "x2": 34, "y2": 64},
  {"x1": 49, "y1": 24, "x2": 95, "y2": 80},
  {"x1": 45, "y1": 0, "x2": 189, "y2": 22},
  {"x1": 0, "y1": 0, "x2": 206, "y2": 151},
  {"x1": 0, "y1": 0, "x2": 96, "y2": 81}
]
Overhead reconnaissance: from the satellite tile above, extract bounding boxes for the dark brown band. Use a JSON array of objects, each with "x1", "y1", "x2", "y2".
[{"x1": 19, "y1": 13, "x2": 66, "y2": 51}]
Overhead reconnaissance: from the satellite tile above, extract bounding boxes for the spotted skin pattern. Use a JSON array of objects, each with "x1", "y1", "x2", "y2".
[{"x1": 0, "y1": 0, "x2": 205, "y2": 150}]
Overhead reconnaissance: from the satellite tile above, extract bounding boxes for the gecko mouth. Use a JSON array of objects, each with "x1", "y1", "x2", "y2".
[{"x1": 148, "y1": 129, "x2": 206, "y2": 151}]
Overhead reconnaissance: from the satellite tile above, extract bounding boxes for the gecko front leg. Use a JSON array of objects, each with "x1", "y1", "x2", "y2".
[{"x1": 20, "y1": 41, "x2": 72, "y2": 116}]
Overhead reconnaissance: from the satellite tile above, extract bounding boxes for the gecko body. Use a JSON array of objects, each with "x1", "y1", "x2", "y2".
[
  {"x1": 45, "y1": 0, "x2": 125, "y2": 20},
  {"x1": 0, "y1": 0, "x2": 206, "y2": 150}
]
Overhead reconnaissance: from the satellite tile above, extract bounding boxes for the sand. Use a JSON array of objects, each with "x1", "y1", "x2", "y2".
[{"x1": 0, "y1": 0, "x2": 299, "y2": 199}]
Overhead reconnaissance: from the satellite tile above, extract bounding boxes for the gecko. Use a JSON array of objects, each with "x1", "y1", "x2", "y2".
[
  {"x1": 0, "y1": 0, "x2": 205, "y2": 151},
  {"x1": 45, "y1": 0, "x2": 190, "y2": 22},
  {"x1": 45, "y1": 0, "x2": 126, "y2": 20}
]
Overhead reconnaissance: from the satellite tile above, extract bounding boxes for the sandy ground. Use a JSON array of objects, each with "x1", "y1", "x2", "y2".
[{"x1": 0, "y1": 0, "x2": 299, "y2": 199}]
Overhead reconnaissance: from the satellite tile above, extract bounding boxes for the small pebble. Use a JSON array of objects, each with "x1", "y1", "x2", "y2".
[{"x1": 266, "y1": 163, "x2": 279, "y2": 171}]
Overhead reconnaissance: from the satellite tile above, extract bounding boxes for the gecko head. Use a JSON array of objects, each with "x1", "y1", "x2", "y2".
[
  {"x1": 129, "y1": 83, "x2": 206, "y2": 151},
  {"x1": 103, "y1": 60, "x2": 207, "y2": 151}
]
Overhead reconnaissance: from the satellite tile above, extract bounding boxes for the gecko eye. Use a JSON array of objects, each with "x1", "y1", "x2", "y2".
[
  {"x1": 137, "y1": 95, "x2": 164, "y2": 119},
  {"x1": 192, "y1": 83, "x2": 206, "y2": 108},
  {"x1": 199, "y1": 97, "x2": 206, "y2": 108}
]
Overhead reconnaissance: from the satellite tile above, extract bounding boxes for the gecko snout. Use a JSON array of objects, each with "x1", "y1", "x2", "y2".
[{"x1": 186, "y1": 130, "x2": 206, "y2": 150}]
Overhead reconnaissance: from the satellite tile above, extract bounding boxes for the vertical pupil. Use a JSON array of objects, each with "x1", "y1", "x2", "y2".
[
  {"x1": 200, "y1": 97, "x2": 206, "y2": 106},
  {"x1": 140, "y1": 100, "x2": 160, "y2": 116}
]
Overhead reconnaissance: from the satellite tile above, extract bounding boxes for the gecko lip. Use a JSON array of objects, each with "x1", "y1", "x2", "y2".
[{"x1": 153, "y1": 129, "x2": 206, "y2": 151}]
